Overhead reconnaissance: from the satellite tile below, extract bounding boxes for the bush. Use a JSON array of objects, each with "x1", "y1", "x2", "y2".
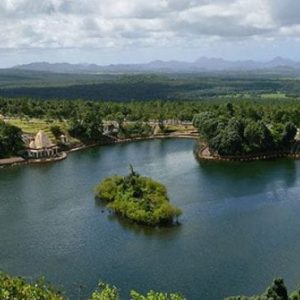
[
  {"x1": 0, "y1": 121, "x2": 24, "y2": 158},
  {"x1": 0, "y1": 273, "x2": 185, "y2": 300},
  {"x1": 50, "y1": 125, "x2": 63, "y2": 139},
  {"x1": 94, "y1": 167, "x2": 182, "y2": 226},
  {"x1": 226, "y1": 278, "x2": 296, "y2": 300},
  {"x1": 0, "y1": 272, "x2": 65, "y2": 300},
  {"x1": 118, "y1": 122, "x2": 153, "y2": 139}
]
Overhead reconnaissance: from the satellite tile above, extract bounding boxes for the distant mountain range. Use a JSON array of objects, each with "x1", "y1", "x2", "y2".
[{"x1": 11, "y1": 57, "x2": 300, "y2": 74}]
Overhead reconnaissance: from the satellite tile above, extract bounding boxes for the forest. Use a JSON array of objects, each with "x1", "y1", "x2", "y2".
[
  {"x1": 1, "y1": 97, "x2": 300, "y2": 124},
  {"x1": 1, "y1": 70, "x2": 300, "y2": 101}
]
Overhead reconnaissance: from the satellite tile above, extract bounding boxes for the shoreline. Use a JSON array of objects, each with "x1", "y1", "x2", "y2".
[
  {"x1": 3, "y1": 134, "x2": 300, "y2": 168},
  {"x1": 196, "y1": 142, "x2": 300, "y2": 162},
  {"x1": 0, "y1": 133, "x2": 198, "y2": 168},
  {"x1": 0, "y1": 152, "x2": 67, "y2": 169},
  {"x1": 66, "y1": 133, "x2": 198, "y2": 155}
]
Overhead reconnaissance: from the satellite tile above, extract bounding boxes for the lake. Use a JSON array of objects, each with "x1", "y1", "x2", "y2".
[{"x1": 1, "y1": 139, "x2": 300, "y2": 299}]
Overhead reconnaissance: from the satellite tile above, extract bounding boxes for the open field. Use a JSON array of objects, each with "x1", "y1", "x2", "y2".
[
  {"x1": 260, "y1": 92, "x2": 288, "y2": 99},
  {"x1": 7, "y1": 118, "x2": 68, "y2": 141}
]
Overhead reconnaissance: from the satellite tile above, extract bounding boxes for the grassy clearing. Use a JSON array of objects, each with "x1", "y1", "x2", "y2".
[
  {"x1": 7, "y1": 118, "x2": 68, "y2": 141},
  {"x1": 261, "y1": 92, "x2": 288, "y2": 99},
  {"x1": 165, "y1": 124, "x2": 195, "y2": 133}
]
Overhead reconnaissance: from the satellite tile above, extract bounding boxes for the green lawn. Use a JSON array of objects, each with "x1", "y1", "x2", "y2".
[
  {"x1": 8, "y1": 118, "x2": 68, "y2": 141},
  {"x1": 261, "y1": 92, "x2": 288, "y2": 99}
]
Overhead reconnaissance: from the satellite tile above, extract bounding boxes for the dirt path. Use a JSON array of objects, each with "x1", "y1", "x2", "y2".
[{"x1": 0, "y1": 157, "x2": 25, "y2": 167}]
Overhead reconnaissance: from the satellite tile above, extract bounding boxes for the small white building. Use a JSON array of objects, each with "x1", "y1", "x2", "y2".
[
  {"x1": 103, "y1": 121, "x2": 119, "y2": 135},
  {"x1": 27, "y1": 130, "x2": 59, "y2": 159},
  {"x1": 60, "y1": 134, "x2": 68, "y2": 144}
]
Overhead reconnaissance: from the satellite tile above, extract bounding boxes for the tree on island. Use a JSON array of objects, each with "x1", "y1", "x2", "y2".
[{"x1": 94, "y1": 166, "x2": 182, "y2": 226}]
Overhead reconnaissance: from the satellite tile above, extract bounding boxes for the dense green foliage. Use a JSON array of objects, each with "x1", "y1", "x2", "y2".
[
  {"x1": 0, "y1": 272, "x2": 64, "y2": 299},
  {"x1": 68, "y1": 110, "x2": 103, "y2": 142},
  {"x1": 227, "y1": 278, "x2": 300, "y2": 300},
  {"x1": 3, "y1": 272, "x2": 300, "y2": 300},
  {"x1": 129, "y1": 290, "x2": 185, "y2": 300},
  {"x1": 193, "y1": 102, "x2": 298, "y2": 156},
  {"x1": 0, "y1": 97, "x2": 208, "y2": 122},
  {"x1": 118, "y1": 122, "x2": 153, "y2": 138},
  {"x1": 0, "y1": 272, "x2": 185, "y2": 300},
  {"x1": 0, "y1": 121, "x2": 24, "y2": 158},
  {"x1": 91, "y1": 283, "x2": 121, "y2": 300},
  {"x1": 91, "y1": 283, "x2": 185, "y2": 300},
  {"x1": 50, "y1": 125, "x2": 63, "y2": 138},
  {"x1": 95, "y1": 166, "x2": 182, "y2": 226},
  {"x1": 2, "y1": 97, "x2": 300, "y2": 125}
]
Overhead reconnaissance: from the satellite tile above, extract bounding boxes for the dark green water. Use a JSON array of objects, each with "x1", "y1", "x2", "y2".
[{"x1": 1, "y1": 139, "x2": 300, "y2": 300}]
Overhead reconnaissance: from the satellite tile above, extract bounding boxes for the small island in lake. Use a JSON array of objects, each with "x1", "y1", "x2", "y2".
[{"x1": 94, "y1": 166, "x2": 182, "y2": 226}]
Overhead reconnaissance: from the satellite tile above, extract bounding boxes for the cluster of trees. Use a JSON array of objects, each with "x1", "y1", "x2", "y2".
[
  {"x1": 0, "y1": 97, "x2": 206, "y2": 122},
  {"x1": 0, "y1": 272, "x2": 185, "y2": 300},
  {"x1": 227, "y1": 278, "x2": 300, "y2": 300},
  {"x1": 1, "y1": 97, "x2": 300, "y2": 155},
  {"x1": 94, "y1": 166, "x2": 182, "y2": 226},
  {"x1": 118, "y1": 122, "x2": 153, "y2": 139},
  {"x1": 92, "y1": 282, "x2": 185, "y2": 300},
  {"x1": 3, "y1": 272, "x2": 300, "y2": 300},
  {"x1": 68, "y1": 110, "x2": 103, "y2": 142},
  {"x1": 193, "y1": 103, "x2": 298, "y2": 156},
  {"x1": 0, "y1": 272, "x2": 64, "y2": 300},
  {"x1": 1, "y1": 97, "x2": 300, "y2": 126},
  {"x1": 0, "y1": 121, "x2": 24, "y2": 158}
]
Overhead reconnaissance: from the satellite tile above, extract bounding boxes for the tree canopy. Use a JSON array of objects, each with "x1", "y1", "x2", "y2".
[
  {"x1": 0, "y1": 121, "x2": 24, "y2": 158},
  {"x1": 0, "y1": 272, "x2": 64, "y2": 300},
  {"x1": 193, "y1": 103, "x2": 298, "y2": 156},
  {"x1": 227, "y1": 278, "x2": 300, "y2": 300},
  {"x1": 0, "y1": 272, "x2": 186, "y2": 300},
  {"x1": 94, "y1": 166, "x2": 182, "y2": 226}
]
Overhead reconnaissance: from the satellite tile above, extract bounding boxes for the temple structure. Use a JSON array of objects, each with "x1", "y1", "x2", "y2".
[{"x1": 27, "y1": 130, "x2": 59, "y2": 159}]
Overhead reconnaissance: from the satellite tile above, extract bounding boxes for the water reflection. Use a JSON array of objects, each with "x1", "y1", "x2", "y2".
[
  {"x1": 95, "y1": 197, "x2": 182, "y2": 237},
  {"x1": 1, "y1": 139, "x2": 300, "y2": 300},
  {"x1": 197, "y1": 158, "x2": 298, "y2": 199}
]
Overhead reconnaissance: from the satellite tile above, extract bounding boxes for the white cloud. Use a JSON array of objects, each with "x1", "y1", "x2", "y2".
[
  {"x1": 0, "y1": 0, "x2": 300, "y2": 56},
  {"x1": 269, "y1": 0, "x2": 300, "y2": 26}
]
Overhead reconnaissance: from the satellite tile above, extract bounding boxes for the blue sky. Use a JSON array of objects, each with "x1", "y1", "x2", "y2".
[{"x1": 1, "y1": 0, "x2": 300, "y2": 67}]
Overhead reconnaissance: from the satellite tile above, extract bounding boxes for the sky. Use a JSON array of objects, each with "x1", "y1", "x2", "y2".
[{"x1": 1, "y1": 0, "x2": 300, "y2": 67}]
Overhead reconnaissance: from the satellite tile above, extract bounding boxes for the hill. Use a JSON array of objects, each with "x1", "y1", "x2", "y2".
[{"x1": 12, "y1": 57, "x2": 300, "y2": 74}]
